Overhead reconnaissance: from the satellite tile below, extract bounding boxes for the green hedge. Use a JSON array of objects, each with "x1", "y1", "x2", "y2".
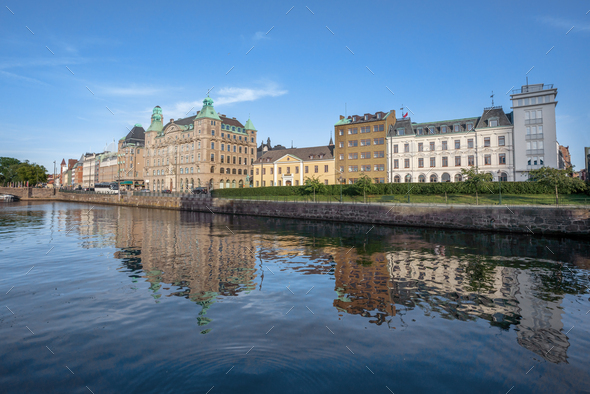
[{"x1": 211, "y1": 181, "x2": 583, "y2": 197}]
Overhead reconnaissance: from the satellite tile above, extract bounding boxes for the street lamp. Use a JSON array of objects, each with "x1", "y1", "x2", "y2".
[
  {"x1": 336, "y1": 169, "x2": 343, "y2": 202},
  {"x1": 497, "y1": 170, "x2": 502, "y2": 205}
]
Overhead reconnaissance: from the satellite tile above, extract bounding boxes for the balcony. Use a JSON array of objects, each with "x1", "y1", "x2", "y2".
[
  {"x1": 511, "y1": 84, "x2": 554, "y2": 94},
  {"x1": 526, "y1": 149, "x2": 544, "y2": 155},
  {"x1": 525, "y1": 133, "x2": 544, "y2": 140}
]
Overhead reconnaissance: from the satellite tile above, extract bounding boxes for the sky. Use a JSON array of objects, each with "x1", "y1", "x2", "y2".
[{"x1": 1, "y1": 0, "x2": 589, "y2": 172}]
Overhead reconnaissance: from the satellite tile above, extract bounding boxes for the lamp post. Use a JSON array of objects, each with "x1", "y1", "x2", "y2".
[
  {"x1": 336, "y1": 169, "x2": 343, "y2": 202},
  {"x1": 497, "y1": 170, "x2": 502, "y2": 205}
]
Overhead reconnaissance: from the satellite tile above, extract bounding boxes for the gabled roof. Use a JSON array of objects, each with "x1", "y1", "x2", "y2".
[
  {"x1": 257, "y1": 145, "x2": 334, "y2": 163},
  {"x1": 195, "y1": 97, "x2": 221, "y2": 121}
]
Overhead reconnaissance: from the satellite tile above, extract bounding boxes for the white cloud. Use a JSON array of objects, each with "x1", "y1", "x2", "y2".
[
  {"x1": 253, "y1": 31, "x2": 270, "y2": 40},
  {"x1": 0, "y1": 70, "x2": 48, "y2": 85},
  {"x1": 536, "y1": 16, "x2": 590, "y2": 32},
  {"x1": 167, "y1": 83, "x2": 287, "y2": 119},
  {"x1": 99, "y1": 85, "x2": 164, "y2": 97}
]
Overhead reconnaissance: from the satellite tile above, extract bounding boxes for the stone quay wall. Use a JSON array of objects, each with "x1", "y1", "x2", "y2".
[
  {"x1": 47, "y1": 192, "x2": 590, "y2": 236},
  {"x1": 0, "y1": 187, "x2": 56, "y2": 199}
]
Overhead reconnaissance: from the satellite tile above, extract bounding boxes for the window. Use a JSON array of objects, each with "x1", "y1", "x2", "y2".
[
  {"x1": 324, "y1": 165, "x2": 329, "y2": 173},
  {"x1": 314, "y1": 165, "x2": 318, "y2": 173},
  {"x1": 404, "y1": 144, "x2": 409, "y2": 153},
  {"x1": 468, "y1": 139, "x2": 474, "y2": 148},
  {"x1": 484, "y1": 137, "x2": 490, "y2": 147},
  {"x1": 441, "y1": 126, "x2": 447, "y2": 133},
  {"x1": 210, "y1": 154, "x2": 215, "y2": 161},
  {"x1": 348, "y1": 153, "x2": 358, "y2": 160},
  {"x1": 429, "y1": 127, "x2": 435, "y2": 134},
  {"x1": 394, "y1": 145, "x2": 399, "y2": 153},
  {"x1": 404, "y1": 159, "x2": 410, "y2": 168},
  {"x1": 348, "y1": 140, "x2": 358, "y2": 147},
  {"x1": 374, "y1": 164, "x2": 384, "y2": 171},
  {"x1": 418, "y1": 158, "x2": 424, "y2": 168},
  {"x1": 278, "y1": 167, "x2": 282, "y2": 174},
  {"x1": 429, "y1": 157, "x2": 435, "y2": 167},
  {"x1": 361, "y1": 165, "x2": 371, "y2": 172},
  {"x1": 442, "y1": 157, "x2": 448, "y2": 167},
  {"x1": 263, "y1": 168, "x2": 266, "y2": 175},
  {"x1": 394, "y1": 175, "x2": 401, "y2": 183},
  {"x1": 430, "y1": 142, "x2": 435, "y2": 151},
  {"x1": 270, "y1": 167, "x2": 274, "y2": 175},
  {"x1": 339, "y1": 142, "x2": 344, "y2": 148},
  {"x1": 498, "y1": 136, "x2": 505, "y2": 146},
  {"x1": 397, "y1": 128, "x2": 405, "y2": 136},
  {"x1": 418, "y1": 143, "x2": 423, "y2": 152},
  {"x1": 489, "y1": 119, "x2": 498, "y2": 127},
  {"x1": 394, "y1": 159, "x2": 399, "y2": 169},
  {"x1": 442, "y1": 141, "x2": 447, "y2": 150},
  {"x1": 360, "y1": 139, "x2": 371, "y2": 146},
  {"x1": 454, "y1": 124, "x2": 459, "y2": 132},
  {"x1": 212, "y1": 130, "x2": 215, "y2": 136},
  {"x1": 455, "y1": 140, "x2": 460, "y2": 149},
  {"x1": 221, "y1": 155, "x2": 224, "y2": 163},
  {"x1": 499, "y1": 153, "x2": 506, "y2": 164},
  {"x1": 417, "y1": 128, "x2": 423, "y2": 135},
  {"x1": 361, "y1": 126, "x2": 371, "y2": 133},
  {"x1": 373, "y1": 151, "x2": 384, "y2": 158},
  {"x1": 348, "y1": 165, "x2": 358, "y2": 172},
  {"x1": 305, "y1": 166, "x2": 309, "y2": 173},
  {"x1": 374, "y1": 138, "x2": 384, "y2": 145},
  {"x1": 468, "y1": 155, "x2": 474, "y2": 166},
  {"x1": 484, "y1": 155, "x2": 491, "y2": 165},
  {"x1": 455, "y1": 156, "x2": 461, "y2": 166},
  {"x1": 467, "y1": 123, "x2": 473, "y2": 131},
  {"x1": 296, "y1": 166, "x2": 299, "y2": 174},
  {"x1": 211, "y1": 142, "x2": 215, "y2": 149},
  {"x1": 339, "y1": 129, "x2": 344, "y2": 136}
]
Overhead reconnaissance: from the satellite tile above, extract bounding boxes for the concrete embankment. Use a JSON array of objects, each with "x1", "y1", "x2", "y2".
[{"x1": 38, "y1": 191, "x2": 589, "y2": 236}]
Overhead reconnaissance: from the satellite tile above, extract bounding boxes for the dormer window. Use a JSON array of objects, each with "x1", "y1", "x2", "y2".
[
  {"x1": 377, "y1": 113, "x2": 381, "y2": 119},
  {"x1": 489, "y1": 119, "x2": 498, "y2": 127},
  {"x1": 453, "y1": 124, "x2": 459, "y2": 132},
  {"x1": 310, "y1": 155, "x2": 314, "y2": 159},
  {"x1": 397, "y1": 128, "x2": 405, "y2": 136},
  {"x1": 467, "y1": 123, "x2": 473, "y2": 131},
  {"x1": 429, "y1": 127, "x2": 435, "y2": 134},
  {"x1": 441, "y1": 126, "x2": 447, "y2": 133},
  {"x1": 364, "y1": 115, "x2": 368, "y2": 121},
  {"x1": 417, "y1": 127, "x2": 423, "y2": 135}
]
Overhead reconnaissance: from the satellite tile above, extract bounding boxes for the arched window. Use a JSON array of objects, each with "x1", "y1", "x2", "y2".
[
  {"x1": 454, "y1": 174, "x2": 462, "y2": 182},
  {"x1": 191, "y1": 167, "x2": 194, "y2": 174},
  {"x1": 441, "y1": 173, "x2": 450, "y2": 182},
  {"x1": 238, "y1": 169, "x2": 242, "y2": 175},
  {"x1": 219, "y1": 180, "x2": 224, "y2": 189},
  {"x1": 418, "y1": 175, "x2": 425, "y2": 183},
  {"x1": 180, "y1": 168, "x2": 183, "y2": 174},
  {"x1": 220, "y1": 168, "x2": 225, "y2": 174},
  {"x1": 231, "y1": 180, "x2": 236, "y2": 188},
  {"x1": 226, "y1": 179, "x2": 230, "y2": 188},
  {"x1": 210, "y1": 166, "x2": 215, "y2": 173},
  {"x1": 238, "y1": 179, "x2": 244, "y2": 188},
  {"x1": 394, "y1": 175, "x2": 401, "y2": 183},
  {"x1": 226, "y1": 168, "x2": 230, "y2": 174},
  {"x1": 185, "y1": 167, "x2": 188, "y2": 174},
  {"x1": 499, "y1": 172, "x2": 508, "y2": 182},
  {"x1": 232, "y1": 168, "x2": 236, "y2": 174},
  {"x1": 430, "y1": 174, "x2": 437, "y2": 183},
  {"x1": 405, "y1": 174, "x2": 412, "y2": 183}
]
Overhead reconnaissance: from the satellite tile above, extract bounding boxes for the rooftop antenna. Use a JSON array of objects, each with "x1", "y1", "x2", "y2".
[
  {"x1": 526, "y1": 76, "x2": 529, "y2": 86},
  {"x1": 291, "y1": 140, "x2": 293, "y2": 148},
  {"x1": 345, "y1": 103, "x2": 347, "y2": 117},
  {"x1": 490, "y1": 91, "x2": 494, "y2": 107}
]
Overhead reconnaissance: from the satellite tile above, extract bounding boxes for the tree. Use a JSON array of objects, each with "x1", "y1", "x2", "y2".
[
  {"x1": 461, "y1": 166, "x2": 493, "y2": 204},
  {"x1": 528, "y1": 167, "x2": 587, "y2": 203},
  {"x1": 303, "y1": 176, "x2": 326, "y2": 202},
  {"x1": 0, "y1": 157, "x2": 21, "y2": 185},
  {"x1": 354, "y1": 174, "x2": 375, "y2": 203}
]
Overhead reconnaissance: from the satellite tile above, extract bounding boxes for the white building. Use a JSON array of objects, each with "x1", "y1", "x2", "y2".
[
  {"x1": 82, "y1": 153, "x2": 97, "y2": 188},
  {"x1": 386, "y1": 83, "x2": 559, "y2": 183},
  {"x1": 510, "y1": 83, "x2": 558, "y2": 181}
]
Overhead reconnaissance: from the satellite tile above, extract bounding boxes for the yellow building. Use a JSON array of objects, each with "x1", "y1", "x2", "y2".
[
  {"x1": 334, "y1": 110, "x2": 396, "y2": 184},
  {"x1": 254, "y1": 140, "x2": 336, "y2": 187}
]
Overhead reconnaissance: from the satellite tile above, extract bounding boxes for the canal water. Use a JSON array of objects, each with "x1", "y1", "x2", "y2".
[{"x1": 1, "y1": 201, "x2": 589, "y2": 394}]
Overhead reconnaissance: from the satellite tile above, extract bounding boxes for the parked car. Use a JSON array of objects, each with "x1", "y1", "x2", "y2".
[
  {"x1": 162, "y1": 189, "x2": 171, "y2": 194},
  {"x1": 191, "y1": 187, "x2": 208, "y2": 195},
  {"x1": 139, "y1": 189, "x2": 151, "y2": 193}
]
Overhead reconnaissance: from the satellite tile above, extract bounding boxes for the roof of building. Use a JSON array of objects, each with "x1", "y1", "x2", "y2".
[
  {"x1": 335, "y1": 111, "x2": 394, "y2": 126},
  {"x1": 476, "y1": 107, "x2": 512, "y2": 128},
  {"x1": 257, "y1": 145, "x2": 334, "y2": 163},
  {"x1": 195, "y1": 96, "x2": 221, "y2": 121},
  {"x1": 122, "y1": 124, "x2": 146, "y2": 144},
  {"x1": 244, "y1": 118, "x2": 257, "y2": 131}
]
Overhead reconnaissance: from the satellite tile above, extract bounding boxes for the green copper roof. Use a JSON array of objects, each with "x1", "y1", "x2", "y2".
[
  {"x1": 334, "y1": 117, "x2": 351, "y2": 126},
  {"x1": 195, "y1": 96, "x2": 221, "y2": 121},
  {"x1": 135, "y1": 123, "x2": 142, "y2": 127},
  {"x1": 244, "y1": 118, "x2": 257, "y2": 131},
  {"x1": 146, "y1": 119, "x2": 163, "y2": 133}
]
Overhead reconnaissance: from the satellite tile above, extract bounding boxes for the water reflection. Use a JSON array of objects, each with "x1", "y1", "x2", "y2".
[{"x1": 9, "y1": 202, "x2": 588, "y2": 369}]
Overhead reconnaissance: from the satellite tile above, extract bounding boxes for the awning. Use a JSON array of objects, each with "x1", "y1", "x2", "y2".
[{"x1": 120, "y1": 181, "x2": 133, "y2": 185}]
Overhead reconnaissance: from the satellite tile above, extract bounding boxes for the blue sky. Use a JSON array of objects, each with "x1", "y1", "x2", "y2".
[{"x1": 1, "y1": 0, "x2": 589, "y2": 172}]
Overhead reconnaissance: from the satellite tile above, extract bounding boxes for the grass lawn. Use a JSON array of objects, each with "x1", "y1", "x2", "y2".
[{"x1": 222, "y1": 193, "x2": 590, "y2": 206}]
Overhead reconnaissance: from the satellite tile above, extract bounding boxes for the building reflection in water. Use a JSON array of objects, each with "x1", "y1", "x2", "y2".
[{"x1": 61, "y1": 204, "x2": 589, "y2": 364}]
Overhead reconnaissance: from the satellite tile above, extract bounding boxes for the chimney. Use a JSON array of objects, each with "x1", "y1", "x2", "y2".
[{"x1": 170, "y1": 119, "x2": 174, "y2": 123}]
